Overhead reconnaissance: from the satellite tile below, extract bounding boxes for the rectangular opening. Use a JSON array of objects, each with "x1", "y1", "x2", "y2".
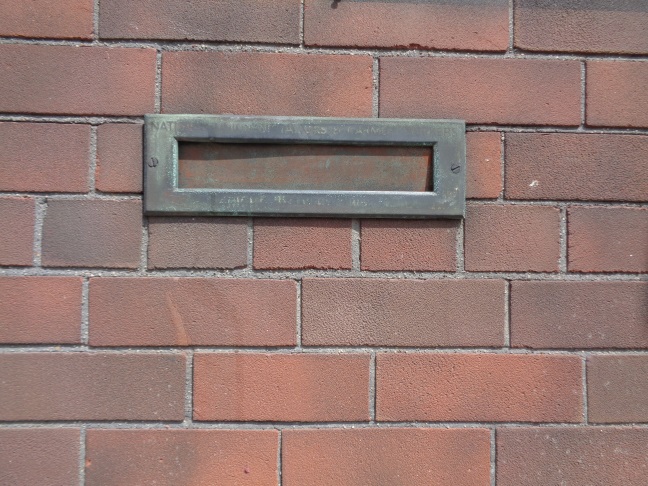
[{"x1": 178, "y1": 142, "x2": 434, "y2": 192}]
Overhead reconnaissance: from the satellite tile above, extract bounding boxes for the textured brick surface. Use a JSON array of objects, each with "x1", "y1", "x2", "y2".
[
  {"x1": 0, "y1": 0, "x2": 93, "y2": 39},
  {"x1": 511, "y1": 281, "x2": 648, "y2": 349},
  {"x1": 568, "y1": 206, "x2": 648, "y2": 273},
  {"x1": 0, "y1": 197, "x2": 34, "y2": 266},
  {"x1": 377, "y1": 353, "x2": 583, "y2": 422},
  {"x1": 42, "y1": 199, "x2": 142, "y2": 268},
  {"x1": 254, "y1": 218, "x2": 351, "y2": 270},
  {"x1": 465, "y1": 204, "x2": 560, "y2": 272},
  {"x1": 466, "y1": 132, "x2": 502, "y2": 199},
  {"x1": 303, "y1": 278, "x2": 505, "y2": 347},
  {"x1": 0, "y1": 353, "x2": 185, "y2": 421},
  {"x1": 0, "y1": 122, "x2": 90, "y2": 193},
  {"x1": 0, "y1": 45, "x2": 156, "y2": 115},
  {"x1": 380, "y1": 58, "x2": 581, "y2": 125},
  {"x1": 86, "y1": 429, "x2": 278, "y2": 486},
  {"x1": 162, "y1": 52, "x2": 373, "y2": 116},
  {"x1": 0, "y1": 429, "x2": 80, "y2": 486},
  {"x1": 100, "y1": 0, "x2": 299, "y2": 44},
  {"x1": 90, "y1": 278, "x2": 296, "y2": 347},
  {"x1": 588, "y1": 356, "x2": 648, "y2": 423},
  {"x1": 283, "y1": 428, "x2": 491, "y2": 486},
  {"x1": 505, "y1": 133, "x2": 648, "y2": 201},
  {"x1": 193, "y1": 353, "x2": 369, "y2": 422},
  {"x1": 515, "y1": 0, "x2": 648, "y2": 54},
  {"x1": 305, "y1": 0, "x2": 508, "y2": 51},
  {"x1": 0, "y1": 277, "x2": 82, "y2": 344},
  {"x1": 498, "y1": 427, "x2": 648, "y2": 485},
  {"x1": 360, "y1": 219, "x2": 458, "y2": 271},
  {"x1": 149, "y1": 217, "x2": 248, "y2": 269},
  {"x1": 587, "y1": 61, "x2": 648, "y2": 128},
  {"x1": 96, "y1": 124, "x2": 143, "y2": 193}
]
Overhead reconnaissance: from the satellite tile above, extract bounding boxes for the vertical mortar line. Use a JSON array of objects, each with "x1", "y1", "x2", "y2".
[
  {"x1": 81, "y1": 278, "x2": 90, "y2": 346},
  {"x1": 139, "y1": 215, "x2": 149, "y2": 273},
  {"x1": 372, "y1": 57, "x2": 380, "y2": 118},
  {"x1": 351, "y1": 219, "x2": 361, "y2": 271},
  {"x1": 508, "y1": 0, "x2": 515, "y2": 52},
  {"x1": 582, "y1": 352, "x2": 589, "y2": 424},
  {"x1": 32, "y1": 197, "x2": 47, "y2": 267},
  {"x1": 499, "y1": 132, "x2": 506, "y2": 201},
  {"x1": 277, "y1": 429, "x2": 283, "y2": 486},
  {"x1": 490, "y1": 427, "x2": 497, "y2": 486},
  {"x1": 93, "y1": 0, "x2": 100, "y2": 41},
  {"x1": 184, "y1": 350, "x2": 194, "y2": 424},
  {"x1": 369, "y1": 352, "x2": 377, "y2": 423},
  {"x1": 299, "y1": 0, "x2": 305, "y2": 48},
  {"x1": 79, "y1": 426, "x2": 87, "y2": 486},
  {"x1": 89, "y1": 125, "x2": 98, "y2": 194},
  {"x1": 580, "y1": 61, "x2": 587, "y2": 128},
  {"x1": 155, "y1": 50, "x2": 163, "y2": 114},
  {"x1": 504, "y1": 280, "x2": 511, "y2": 348},
  {"x1": 559, "y1": 204, "x2": 568, "y2": 273},
  {"x1": 247, "y1": 218, "x2": 254, "y2": 269},
  {"x1": 456, "y1": 218, "x2": 465, "y2": 273},
  {"x1": 295, "y1": 280, "x2": 303, "y2": 349}
]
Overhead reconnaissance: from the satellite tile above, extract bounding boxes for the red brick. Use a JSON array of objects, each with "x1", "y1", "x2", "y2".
[
  {"x1": 587, "y1": 61, "x2": 648, "y2": 128},
  {"x1": 498, "y1": 427, "x2": 648, "y2": 485},
  {"x1": 304, "y1": 0, "x2": 508, "y2": 51},
  {"x1": 467, "y1": 132, "x2": 502, "y2": 199},
  {"x1": 96, "y1": 124, "x2": 143, "y2": 193},
  {"x1": 511, "y1": 281, "x2": 648, "y2": 349},
  {"x1": 465, "y1": 204, "x2": 560, "y2": 272},
  {"x1": 193, "y1": 353, "x2": 369, "y2": 422},
  {"x1": 588, "y1": 355, "x2": 648, "y2": 424},
  {"x1": 360, "y1": 219, "x2": 458, "y2": 271},
  {"x1": 149, "y1": 217, "x2": 247, "y2": 269},
  {"x1": 568, "y1": 206, "x2": 648, "y2": 273},
  {"x1": 162, "y1": 52, "x2": 373, "y2": 117},
  {"x1": 515, "y1": 0, "x2": 648, "y2": 54},
  {"x1": 0, "y1": 45, "x2": 156, "y2": 115},
  {"x1": 42, "y1": 199, "x2": 142, "y2": 268},
  {"x1": 377, "y1": 353, "x2": 583, "y2": 422},
  {"x1": 283, "y1": 428, "x2": 491, "y2": 486},
  {"x1": 86, "y1": 429, "x2": 278, "y2": 486},
  {"x1": 0, "y1": 122, "x2": 90, "y2": 193},
  {"x1": 0, "y1": 197, "x2": 34, "y2": 266},
  {"x1": 0, "y1": 353, "x2": 185, "y2": 420},
  {"x1": 100, "y1": 0, "x2": 299, "y2": 44},
  {"x1": 254, "y1": 218, "x2": 351, "y2": 270},
  {"x1": 0, "y1": 277, "x2": 81, "y2": 344},
  {"x1": 0, "y1": 429, "x2": 80, "y2": 486},
  {"x1": 0, "y1": 0, "x2": 92, "y2": 39},
  {"x1": 380, "y1": 58, "x2": 581, "y2": 125},
  {"x1": 302, "y1": 279, "x2": 505, "y2": 347},
  {"x1": 505, "y1": 133, "x2": 648, "y2": 201},
  {"x1": 90, "y1": 278, "x2": 296, "y2": 347}
]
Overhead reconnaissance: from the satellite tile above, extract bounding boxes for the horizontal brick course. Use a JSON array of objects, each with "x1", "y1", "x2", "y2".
[
  {"x1": 377, "y1": 353, "x2": 583, "y2": 422},
  {"x1": 0, "y1": 197, "x2": 34, "y2": 266},
  {"x1": 90, "y1": 278, "x2": 296, "y2": 347},
  {"x1": 96, "y1": 123, "x2": 143, "y2": 193},
  {"x1": 0, "y1": 0, "x2": 93, "y2": 39},
  {"x1": 193, "y1": 353, "x2": 370, "y2": 422}
]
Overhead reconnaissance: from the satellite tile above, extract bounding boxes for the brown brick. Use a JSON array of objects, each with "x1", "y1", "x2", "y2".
[
  {"x1": 254, "y1": 218, "x2": 351, "y2": 270},
  {"x1": 465, "y1": 204, "x2": 560, "y2": 272},
  {"x1": 380, "y1": 58, "x2": 581, "y2": 125},
  {"x1": 467, "y1": 132, "x2": 502, "y2": 199},
  {"x1": 96, "y1": 124, "x2": 143, "y2": 193},
  {"x1": 377, "y1": 353, "x2": 583, "y2": 422},
  {"x1": 100, "y1": 0, "x2": 299, "y2": 44},
  {"x1": 193, "y1": 353, "x2": 369, "y2": 422},
  {"x1": 42, "y1": 199, "x2": 142, "y2": 268},
  {"x1": 360, "y1": 219, "x2": 458, "y2": 271},
  {"x1": 505, "y1": 133, "x2": 648, "y2": 201},
  {"x1": 0, "y1": 353, "x2": 185, "y2": 421},
  {"x1": 302, "y1": 279, "x2": 505, "y2": 347},
  {"x1": 90, "y1": 278, "x2": 296, "y2": 347},
  {"x1": 0, "y1": 45, "x2": 156, "y2": 115},
  {"x1": 149, "y1": 217, "x2": 247, "y2": 269},
  {"x1": 162, "y1": 52, "x2": 373, "y2": 117},
  {"x1": 0, "y1": 123, "x2": 90, "y2": 193},
  {"x1": 0, "y1": 0, "x2": 92, "y2": 39},
  {"x1": 283, "y1": 428, "x2": 491, "y2": 486},
  {"x1": 0, "y1": 429, "x2": 80, "y2": 486},
  {"x1": 0, "y1": 197, "x2": 34, "y2": 266},
  {"x1": 568, "y1": 207, "x2": 648, "y2": 273},
  {"x1": 511, "y1": 281, "x2": 648, "y2": 349},
  {"x1": 304, "y1": 0, "x2": 508, "y2": 51},
  {"x1": 86, "y1": 429, "x2": 278, "y2": 486},
  {"x1": 0, "y1": 277, "x2": 82, "y2": 344},
  {"x1": 515, "y1": 0, "x2": 648, "y2": 54},
  {"x1": 587, "y1": 61, "x2": 648, "y2": 128},
  {"x1": 588, "y1": 355, "x2": 648, "y2": 424},
  {"x1": 498, "y1": 427, "x2": 648, "y2": 485}
]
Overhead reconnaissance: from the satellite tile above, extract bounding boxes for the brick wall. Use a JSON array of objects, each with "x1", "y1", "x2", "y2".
[{"x1": 1, "y1": 1, "x2": 647, "y2": 485}]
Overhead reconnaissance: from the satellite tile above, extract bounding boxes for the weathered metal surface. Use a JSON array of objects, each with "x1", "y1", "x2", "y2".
[{"x1": 144, "y1": 115, "x2": 466, "y2": 218}]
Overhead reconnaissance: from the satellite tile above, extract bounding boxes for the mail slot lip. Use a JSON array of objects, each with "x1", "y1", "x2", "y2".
[{"x1": 144, "y1": 115, "x2": 466, "y2": 219}]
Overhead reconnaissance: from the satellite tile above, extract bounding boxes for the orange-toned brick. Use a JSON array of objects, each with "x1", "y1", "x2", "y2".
[
  {"x1": 467, "y1": 132, "x2": 502, "y2": 199},
  {"x1": 96, "y1": 124, "x2": 143, "y2": 193},
  {"x1": 0, "y1": 197, "x2": 34, "y2": 266}
]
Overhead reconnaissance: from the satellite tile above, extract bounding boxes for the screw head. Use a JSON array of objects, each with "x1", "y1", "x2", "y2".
[{"x1": 450, "y1": 163, "x2": 461, "y2": 174}]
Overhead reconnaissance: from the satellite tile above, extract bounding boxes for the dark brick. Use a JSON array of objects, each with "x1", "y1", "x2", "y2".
[
  {"x1": 467, "y1": 131, "x2": 502, "y2": 199},
  {"x1": 96, "y1": 124, "x2": 143, "y2": 193},
  {"x1": 0, "y1": 197, "x2": 34, "y2": 266},
  {"x1": 0, "y1": 0, "x2": 93, "y2": 39}
]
